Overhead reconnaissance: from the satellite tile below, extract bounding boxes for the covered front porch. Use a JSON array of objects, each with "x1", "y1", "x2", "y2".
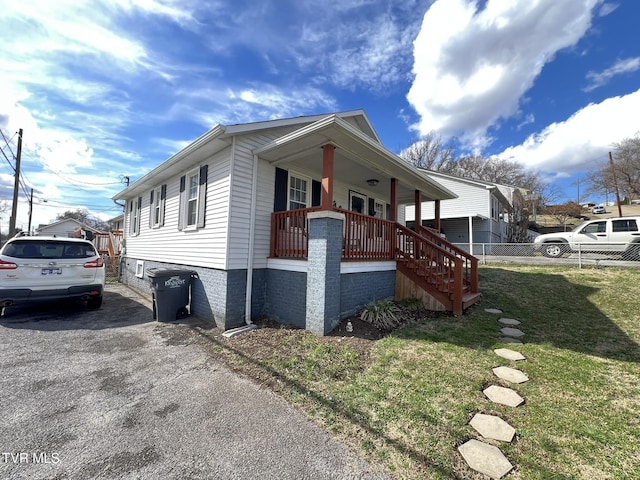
[{"x1": 255, "y1": 114, "x2": 479, "y2": 334}]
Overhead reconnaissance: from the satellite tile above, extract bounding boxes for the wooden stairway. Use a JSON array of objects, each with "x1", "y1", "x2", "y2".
[{"x1": 395, "y1": 224, "x2": 480, "y2": 315}]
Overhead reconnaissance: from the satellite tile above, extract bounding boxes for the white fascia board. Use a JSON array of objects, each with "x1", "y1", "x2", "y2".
[{"x1": 113, "y1": 124, "x2": 227, "y2": 200}]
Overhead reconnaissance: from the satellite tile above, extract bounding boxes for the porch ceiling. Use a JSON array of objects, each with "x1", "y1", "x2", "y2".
[{"x1": 254, "y1": 115, "x2": 457, "y2": 204}]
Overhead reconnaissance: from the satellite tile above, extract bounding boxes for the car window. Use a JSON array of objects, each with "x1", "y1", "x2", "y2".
[
  {"x1": 2, "y1": 241, "x2": 96, "y2": 259},
  {"x1": 612, "y1": 219, "x2": 639, "y2": 232},
  {"x1": 582, "y1": 222, "x2": 606, "y2": 234}
]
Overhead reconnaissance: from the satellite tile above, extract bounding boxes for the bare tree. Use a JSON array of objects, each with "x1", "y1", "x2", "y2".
[
  {"x1": 585, "y1": 133, "x2": 640, "y2": 202},
  {"x1": 399, "y1": 131, "x2": 457, "y2": 171},
  {"x1": 541, "y1": 202, "x2": 582, "y2": 231},
  {"x1": 56, "y1": 209, "x2": 108, "y2": 232}
]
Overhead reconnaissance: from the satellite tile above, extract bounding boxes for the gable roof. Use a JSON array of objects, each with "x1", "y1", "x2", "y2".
[
  {"x1": 114, "y1": 110, "x2": 456, "y2": 203},
  {"x1": 37, "y1": 217, "x2": 99, "y2": 233},
  {"x1": 419, "y1": 169, "x2": 512, "y2": 209}
]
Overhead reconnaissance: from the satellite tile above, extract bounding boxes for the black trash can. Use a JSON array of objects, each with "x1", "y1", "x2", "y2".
[{"x1": 147, "y1": 268, "x2": 198, "y2": 322}]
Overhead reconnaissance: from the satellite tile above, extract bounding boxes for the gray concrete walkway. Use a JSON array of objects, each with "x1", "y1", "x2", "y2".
[{"x1": 0, "y1": 285, "x2": 388, "y2": 480}]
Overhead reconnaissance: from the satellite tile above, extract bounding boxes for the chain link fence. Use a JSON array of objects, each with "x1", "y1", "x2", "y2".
[
  {"x1": 103, "y1": 255, "x2": 123, "y2": 283},
  {"x1": 453, "y1": 243, "x2": 640, "y2": 268}
]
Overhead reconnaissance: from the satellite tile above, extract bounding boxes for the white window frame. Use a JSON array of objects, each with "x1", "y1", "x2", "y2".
[
  {"x1": 185, "y1": 168, "x2": 200, "y2": 229},
  {"x1": 287, "y1": 172, "x2": 310, "y2": 210},
  {"x1": 374, "y1": 199, "x2": 385, "y2": 219},
  {"x1": 130, "y1": 198, "x2": 141, "y2": 236},
  {"x1": 152, "y1": 187, "x2": 162, "y2": 228},
  {"x1": 135, "y1": 260, "x2": 144, "y2": 278}
]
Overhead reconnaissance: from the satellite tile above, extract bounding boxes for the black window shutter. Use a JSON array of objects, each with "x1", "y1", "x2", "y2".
[
  {"x1": 274, "y1": 167, "x2": 288, "y2": 212},
  {"x1": 368, "y1": 198, "x2": 375, "y2": 216},
  {"x1": 137, "y1": 197, "x2": 142, "y2": 233},
  {"x1": 160, "y1": 184, "x2": 167, "y2": 226},
  {"x1": 149, "y1": 191, "x2": 154, "y2": 228},
  {"x1": 178, "y1": 176, "x2": 186, "y2": 231},
  {"x1": 312, "y1": 179, "x2": 321, "y2": 207},
  {"x1": 197, "y1": 165, "x2": 208, "y2": 228}
]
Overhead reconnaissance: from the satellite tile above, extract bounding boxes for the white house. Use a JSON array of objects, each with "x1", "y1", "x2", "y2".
[
  {"x1": 36, "y1": 218, "x2": 99, "y2": 238},
  {"x1": 405, "y1": 170, "x2": 514, "y2": 250},
  {"x1": 113, "y1": 111, "x2": 480, "y2": 334}
]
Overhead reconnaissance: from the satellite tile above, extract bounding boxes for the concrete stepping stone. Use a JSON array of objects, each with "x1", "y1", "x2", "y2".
[
  {"x1": 499, "y1": 337, "x2": 523, "y2": 345},
  {"x1": 485, "y1": 308, "x2": 503, "y2": 314},
  {"x1": 494, "y1": 348, "x2": 526, "y2": 361},
  {"x1": 500, "y1": 327, "x2": 525, "y2": 338},
  {"x1": 483, "y1": 385, "x2": 525, "y2": 407},
  {"x1": 470, "y1": 413, "x2": 516, "y2": 442},
  {"x1": 493, "y1": 366, "x2": 529, "y2": 384},
  {"x1": 458, "y1": 439, "x2": 513, "y2": 479},
  {"x1": 498, "y1": 317, "x2": 521, "y2": 326}
]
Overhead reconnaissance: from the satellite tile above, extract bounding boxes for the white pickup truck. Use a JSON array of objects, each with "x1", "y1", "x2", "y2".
[{"x1": 533, "y1": 216, "x2": 640, "y2": 260}]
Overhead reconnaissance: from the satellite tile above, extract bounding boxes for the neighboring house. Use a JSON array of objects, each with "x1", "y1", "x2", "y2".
[
  {"x1": 36, "y1": 218, "x2": 99, "y2": 238},
  {"x1": 405, "y1": 170, "x2": 513, "y2": 250},
  {"x1": 113, "y1": 110, "x2": 480, "y2": 335},
  {"x1": 107, "y1": 214, "x2": 124, "y2": 231}
]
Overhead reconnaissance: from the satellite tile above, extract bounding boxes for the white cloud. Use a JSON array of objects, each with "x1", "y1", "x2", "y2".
[
  {"x1": 497, "y1": 88, "x2": 640, "y2": 176},
  {"x1": 584, "y1": 57, "x2": 640, "y2": 92},
  {"x1": 407, "y1": 0, "x2": 601, "y2": 147}
]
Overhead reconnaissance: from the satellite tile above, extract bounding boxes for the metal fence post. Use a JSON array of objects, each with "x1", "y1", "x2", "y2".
[
  {"x1": 482, "y1": 243, "x2": 486, "y2": 264},
  {"x1": 578, "y1": 243, "x2": 582, "y2": 269}
]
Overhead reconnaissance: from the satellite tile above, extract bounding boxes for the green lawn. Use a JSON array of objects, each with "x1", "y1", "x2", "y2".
[{"x1": 212, "y1": 265, "x2": 640, "y2": 479}]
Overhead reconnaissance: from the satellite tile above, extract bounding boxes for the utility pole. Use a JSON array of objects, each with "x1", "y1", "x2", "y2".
[
  {"x1": 9, "y1": 128, "x2": 23, "y2": 236},
  {"x1": 27, "y1": 188, "x2": 34, "y2": 235},
  {"x1": 609, "y1": 151, "x2": 623, "y2": 217}
]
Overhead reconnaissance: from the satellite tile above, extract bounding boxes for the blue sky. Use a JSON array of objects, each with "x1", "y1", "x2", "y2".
[{"x1": 1, "y1": 0, "x2": 638, "y2": 231}]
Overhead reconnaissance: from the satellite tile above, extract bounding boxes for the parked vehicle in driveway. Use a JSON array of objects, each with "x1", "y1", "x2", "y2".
[
  {"x1": 533, "y1": 216, "x2": 640, "y2": 259},
  {"x1": 0, "y1": 236, "x2": 105, "y2": 308},
  {"x1": 592, "y1": 205, "x2": 606, "y2": 214}
]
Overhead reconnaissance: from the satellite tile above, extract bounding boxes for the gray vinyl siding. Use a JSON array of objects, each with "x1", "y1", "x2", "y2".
[{"x1": 406, "y1": 176, "x2": 490, "y2": 223}]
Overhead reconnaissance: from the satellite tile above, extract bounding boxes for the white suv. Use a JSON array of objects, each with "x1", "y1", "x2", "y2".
[
  {"x1": 534, "y1": 216, "x2": 640, "y2": 260},
  {"x1": 0, "y1": 236, "x2": 105, "y2": 309}
]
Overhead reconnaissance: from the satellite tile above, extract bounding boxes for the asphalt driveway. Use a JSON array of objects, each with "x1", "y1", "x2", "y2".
[{"x1": 0, "y1": 284, "x2": 387, "y2": 480}]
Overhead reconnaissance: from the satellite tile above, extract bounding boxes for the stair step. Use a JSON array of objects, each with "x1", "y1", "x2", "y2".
[{"x1": 463, "y1": 292, "x2": 482, "y2": 309}]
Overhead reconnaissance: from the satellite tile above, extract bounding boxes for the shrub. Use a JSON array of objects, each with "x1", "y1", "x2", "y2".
[{"x1": 360, "y1": 300, "x2": 400, "y2": 331}]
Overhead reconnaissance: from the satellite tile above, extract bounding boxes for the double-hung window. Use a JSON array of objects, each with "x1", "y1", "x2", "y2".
[
  {"x1": 288, "y1": 173, "x2": 309, "y2": 210},
  {"x1": 179, "y1": 165, "x2": 208, "y2": 230},
  {"x1": 130, "y1": 197, "x2": 142, "y2": 236},
  {"x1": 149, "y1": 185, "x2": 166, "y2": 228}
]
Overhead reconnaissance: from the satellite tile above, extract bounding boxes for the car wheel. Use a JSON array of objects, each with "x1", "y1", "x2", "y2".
[
  {"x1": 542, "y1": 243, "x2": 567, "y2": 258},
  {"x1": 623, "y1": 244, "x2": 640, "y2": 261},
  {"x1": 87, "y1": 296, "x2": 103, "y2": 309},
  {"x1": 176, "y1": 306, "x2": 189, "y2": 319}
]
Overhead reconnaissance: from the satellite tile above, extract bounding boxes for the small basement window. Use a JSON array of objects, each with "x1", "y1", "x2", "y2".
[{"x1": 135, "y1": 260, "x2": 144, "y2": 278}]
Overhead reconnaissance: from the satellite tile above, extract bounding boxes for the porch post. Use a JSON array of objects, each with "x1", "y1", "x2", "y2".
[
  {"x1": 435, "y1": 199, "x2": 441, "y2": 232},
  {"x1": 321, "y1": 144, "x2": 335, "y2": 210},
  {"x1": 468, "y1": 215, "x2": 474, "y2": 254},
  {"x1": 390, "y1": 178, "x2": 398, "y2": 222},
  {"x1": 306, "y1": 210, "x2": 345, "y2": 335},
  {"x1": 414, "y1": 190, "x2": 421, "y2": 231}
]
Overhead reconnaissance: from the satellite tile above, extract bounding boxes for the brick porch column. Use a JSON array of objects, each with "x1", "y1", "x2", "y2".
[{"x1": 306, "y1": 210, "x2": 345, "y2": 335}]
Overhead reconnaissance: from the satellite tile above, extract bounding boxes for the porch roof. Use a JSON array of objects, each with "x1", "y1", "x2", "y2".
[{"x1": 254, "y1": 115, "x2": 457, "y2": 204}]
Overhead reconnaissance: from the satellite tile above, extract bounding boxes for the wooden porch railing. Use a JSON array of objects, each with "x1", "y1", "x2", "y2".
[
  {"x1": 270, "y1": 208, "x2": 479, "y2": 314},
  {"x1": 94, "y1": 230, "x2": 123, "y2": 258},
  {"x1": 395, "y1": 224, "x2": 479, "y2": 315}
]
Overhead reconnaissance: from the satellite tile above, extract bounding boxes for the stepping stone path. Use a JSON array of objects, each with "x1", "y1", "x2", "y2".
[
  {"x1": 458, "y1": 440, "x2": 513, "y2": 479},
  {"x1": 460, "y1": 308, "x2": 530, "y2": 478},
  {"x1": 482, "y1": 385, "x2": 525, "y2": 407},
  {"x1": 493, "y1": 366, "x2": 529, "y2": 384},
  {"x1": 498, "y1": 318, "x2": 521, "y2": 326},
  {"x1": 500, "y1": 327, "x2": 525, "y2": 338},
  {"x1": 470, "y1": 413, "x2": 516, "y2": 442},
  {"x1": 494, "y1": 348, "x2": 526, "y2": 361}
]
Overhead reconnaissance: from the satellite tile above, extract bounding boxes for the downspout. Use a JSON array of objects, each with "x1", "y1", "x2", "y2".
[{"x1": 244, "y1": 153, "x2": 259, "y2": 325}]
